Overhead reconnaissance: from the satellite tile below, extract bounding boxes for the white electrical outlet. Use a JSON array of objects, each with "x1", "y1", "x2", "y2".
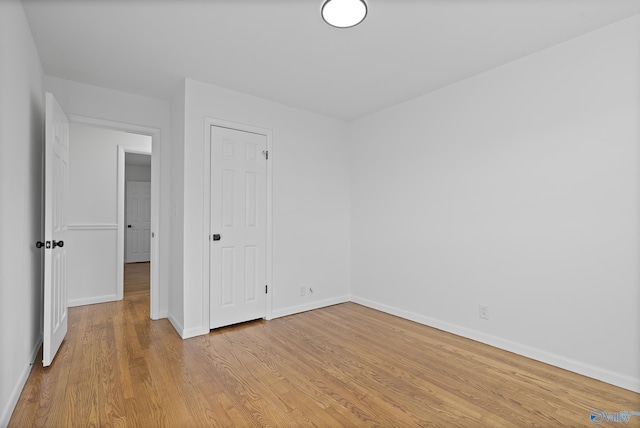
[
  {"x1": 300, "y1": 286, "x2": 306, "y2": 297},
  {"x1": 479, "y1": 304, "x2": 489, "y2": 320}
]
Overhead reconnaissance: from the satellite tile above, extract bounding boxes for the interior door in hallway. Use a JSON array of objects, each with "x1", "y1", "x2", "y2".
[
  {"x1": 126, "y1": 181, "x2": 151, "y2": 263},
  {"x1": 210, "y1": 125, "x2": 267, "y2": 329},
  {"x1": 42, "y1": 92, "x2": 69, "y2": 367}
]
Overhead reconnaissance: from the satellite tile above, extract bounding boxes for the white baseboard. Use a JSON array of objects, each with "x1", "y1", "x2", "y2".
[
  {"x1": 68, "y1": 294, "x2": 118, "y2": 307},
  {"x1": 269, "y1": 295, "x2": 351, "y2": 320},
  {"x1": 167, "y1": 312, "x2": 184, "y2": 338},
  {"x1": 0, "y1": 338, "x2": 42, "y2": 428},
  {"x1": 181, "y1": 326, "x2": 209, "y2": 339},
  {"x1": 350, "y1": 295, "x2": 640, "y2": 393},
  {"x1": 166, "y1": 313, "x2": 208, "y2": 339}
]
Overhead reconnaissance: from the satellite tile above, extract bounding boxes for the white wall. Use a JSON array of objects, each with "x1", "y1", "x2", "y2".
[
  {"x1": 0, "y1": 1, "x2": 45, "y2": 424},
  {"x1": 67, "y1": 123, "x2": 151, "y2": 306},
  {"x1": 44, "y1": 76, "x2": 172, "y2": 318},
  {"x1": 173, "y1": 79, "x2": 351, "y2": 337},
  {"x1": 351, "y1": 16, "x2": 640, "y2": 392}
]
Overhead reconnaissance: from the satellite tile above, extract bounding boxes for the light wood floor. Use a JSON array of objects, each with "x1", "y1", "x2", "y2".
[{"x1": 10, "y1": 265, "x2": 640, "y2": 427}]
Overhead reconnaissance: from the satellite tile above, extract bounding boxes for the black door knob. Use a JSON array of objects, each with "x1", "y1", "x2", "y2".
[
  {"x1": 212, "y1": 234, "x2": 221, "y2": 241},
  {"x1": 53, "y1": 240, "x2": 64, "y2": 248},
  {"x1": 128, "y1": 225, "x2": 132, "y2": 228},
  {"x1": 36, "y1": 241, "x2": 45, "y2": 248}
]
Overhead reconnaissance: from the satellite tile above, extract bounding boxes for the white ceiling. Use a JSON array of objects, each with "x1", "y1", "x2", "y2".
[{"x1": 22, "y1": 0, "x2": 640, "y2": 120}]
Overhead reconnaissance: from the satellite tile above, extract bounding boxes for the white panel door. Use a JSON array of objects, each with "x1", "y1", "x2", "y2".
[
  {"x1": 43, "y1": 92, "x2": 69, "y2": 367},
  {"x1": 126, "y1": 181, "x2": 151, "y2": 263},
  {"x1": 210, "y1": 126, "x2": 267, "y2": 329}
]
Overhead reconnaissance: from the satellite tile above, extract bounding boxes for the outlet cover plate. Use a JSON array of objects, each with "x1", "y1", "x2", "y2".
[{"x1": 479, "y1": 304, "x2": 489, "y2": 320}]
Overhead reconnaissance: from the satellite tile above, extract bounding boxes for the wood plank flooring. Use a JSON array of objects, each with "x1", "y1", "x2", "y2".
[
  {"x1": 123, "y1": 261, "x2": 151, "y2": 297},
  {"x1": 9, "y1": 264, "x2": 640, "y2": 426}
]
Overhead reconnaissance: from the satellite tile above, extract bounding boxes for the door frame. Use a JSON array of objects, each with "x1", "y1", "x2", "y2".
[
  {"x1": 68, "y1": 114, "x2": 161, "y2": 320},
  {"x1": 203, "y1": 118, "x2": 274, "y2": 327}
]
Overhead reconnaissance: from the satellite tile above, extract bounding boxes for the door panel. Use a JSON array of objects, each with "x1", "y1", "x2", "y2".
[
  {"x1": 210, "y1": 126, "x2": 267, "y2": 329},
  {"x1": 245, "y1": 246, "x2": 257, "y2": 302},
  {"x1": 43, "y1": 92, "x2": 69, "y2": 367}
]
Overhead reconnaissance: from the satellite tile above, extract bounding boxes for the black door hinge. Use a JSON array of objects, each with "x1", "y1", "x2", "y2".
[
  {"x1": 263, "y1": 150, "x2": 269, "y2": 160},
  {"x1": 265, "y1": 285, "x2": 268, "y2": 294}
]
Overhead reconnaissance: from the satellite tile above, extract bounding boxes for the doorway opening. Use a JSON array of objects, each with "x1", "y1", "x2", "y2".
[
  {"x1": 67, "y1": 115, "x2": 160, "y2": 319},
  {"x1": 117, "y1": 139, "x2": 152, "y2": 310},
  {"x1": 124, "y1": 153, "x2": 151, "y2": 297}
]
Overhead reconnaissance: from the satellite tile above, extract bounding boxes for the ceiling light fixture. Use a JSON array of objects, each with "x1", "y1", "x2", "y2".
[{"x1": 322, "y1": 0, "x2": 368, "y2": 28}]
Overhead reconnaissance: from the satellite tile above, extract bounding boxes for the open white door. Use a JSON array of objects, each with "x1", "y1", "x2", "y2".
[{"x1": 42, "y1": 92, "x2": 69, "y2": 367}]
